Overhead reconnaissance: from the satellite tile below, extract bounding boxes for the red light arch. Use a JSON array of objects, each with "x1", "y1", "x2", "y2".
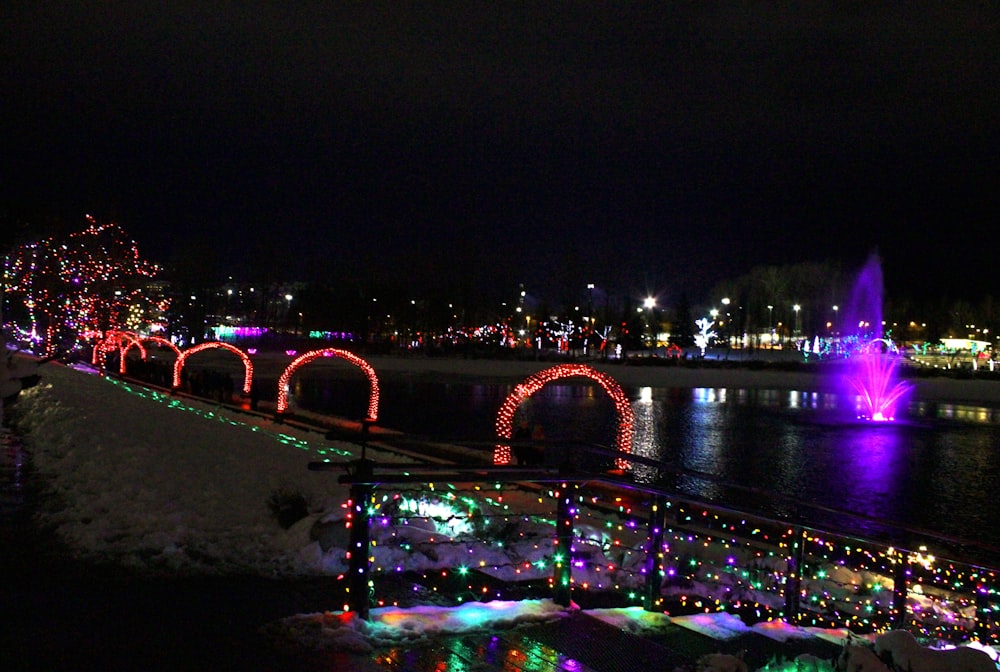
[
  {"x1": 173, "y1": 342, "x2": 253, "y2": 395},
  {"x1": 94, "y1": 330, "x2": 144, "y2": 374},
  {"x1": 120, "y1": 336, "x2": 182, "y2": 375},
  {"x1": 494, "y1": 363, "x2": 634, "y2": 468},
  {"x1": 137, "y1": 336, "x2": 181, "y2": 357},
  {"x1": 276, "y1": 349, "x2": 379, "y2": 421}
]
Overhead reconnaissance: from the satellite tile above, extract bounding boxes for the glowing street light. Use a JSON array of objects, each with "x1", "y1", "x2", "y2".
[
  {"x1": 793, "y1": 304, "x2": 801, "y2": 337},
  {"x1": 643, "y1": 297, "x2": 656, "y2": 346},
  {"x1": 767, "y1": 304, "x2": 774, "y2": 346}
]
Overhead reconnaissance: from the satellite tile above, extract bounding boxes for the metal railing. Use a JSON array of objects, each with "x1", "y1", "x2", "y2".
[{"x1": 309, "y1": 442, "x2": 1000, "y2": 644}]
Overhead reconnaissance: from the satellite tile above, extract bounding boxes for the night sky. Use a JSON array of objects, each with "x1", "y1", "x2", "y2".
[{"x1": 3, "y1": 3, "x2": 998, "y2": 305}]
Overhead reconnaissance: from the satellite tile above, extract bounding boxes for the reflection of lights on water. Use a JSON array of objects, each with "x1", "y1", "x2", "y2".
[
  {"x1": 788, "y1": 390, "x2": 822, "y2": 410},
  {"x1": 913, "y1": 402, "x2": 1000, "y2": 424},
  {"x1": 630, "y1": 392, "x2": 663, "y2": 483},
  {"x1": 693, "y1": 388, "x2": 725, "y2": 403}
]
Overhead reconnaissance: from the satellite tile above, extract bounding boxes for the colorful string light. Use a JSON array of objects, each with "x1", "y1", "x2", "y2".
[{"x1": 3, "y1": 215, "x2": 164, "y2": 356}]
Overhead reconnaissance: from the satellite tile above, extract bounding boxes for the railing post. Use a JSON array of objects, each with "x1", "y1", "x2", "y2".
[
  {"x1": 553, "y1": 482, "x2": 573, "y2": 607},
  {"x1": 347, "y1": 458, "x2": 374, "y2": 620},
  {"x1": 892, "y1": 548, "x2": 910, "y2": 630},
  {"x1": 784, "y1": 527, "x2": 805, "y2": 623},
  {"x1": 644, "y1": 495, "x2": 667, "y2": 611}
]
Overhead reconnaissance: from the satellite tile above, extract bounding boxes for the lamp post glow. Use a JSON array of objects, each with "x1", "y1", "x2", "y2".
[
  {"x1": 767, "y1": 304, "x2": 774, "y2": 347},
  {"x1": 793, "y1": 304, "x2": 801, "y2": 338},
  {"x1": 643, "y1": 297, "x2": 656, "y2": 347}
]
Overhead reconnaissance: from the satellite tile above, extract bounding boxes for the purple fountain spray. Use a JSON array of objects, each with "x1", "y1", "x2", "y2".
[{"x1": 839, "y1": 254, "x2": 912, "y2": 422}]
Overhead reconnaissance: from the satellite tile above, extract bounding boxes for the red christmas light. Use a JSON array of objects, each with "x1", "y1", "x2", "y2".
[
  {"x1": 93, "y1": 330, "x2": 145, "y2": 374},
  {"x1": 275, "y1": 348, "x2": 379, "y2": 420},
  {"x1": 493, "y1": 364, "x2": 634, "y2": 468},
  {"x1": 173, "y1": 342, "x2": 253, "y2": 395}
]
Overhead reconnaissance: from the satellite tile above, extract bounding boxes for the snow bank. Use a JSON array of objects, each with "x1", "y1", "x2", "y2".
[{"x1": 14, "y1": 362, "x2": 355, "y2": 573}]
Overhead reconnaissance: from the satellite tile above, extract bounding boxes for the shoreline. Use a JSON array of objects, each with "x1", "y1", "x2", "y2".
[
  {"x1": 290, "y1": 354, "x2": 1000, "y2": 405},
  {"x1": 14, "y1": 348, "x2": 1000, "y2": 406}
]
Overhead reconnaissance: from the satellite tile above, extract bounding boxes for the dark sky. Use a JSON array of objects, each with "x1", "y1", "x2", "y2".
[{"x1": 3, "y1": 3, "x2": 998, "y2": 304}]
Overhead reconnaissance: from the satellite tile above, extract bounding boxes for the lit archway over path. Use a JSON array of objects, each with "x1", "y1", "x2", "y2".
[
  {"x1": 137, "y1": 336, "x2": 181, "y2": 357},
  {"x1": 494, "y1": 363, "x2": 634, "y2": 468},
  {"x1": 276, "y1": 349, "x2": 380, "y2": 421},
  {"x1": 173, "y1": 342, "x2": 253, "y2": 395},
  {"x1": 120, "y1": 336, "x2": 182, "y2": 375},
  {"x1": 93, "y1": 330, "x2": 144, "y2": 374}
]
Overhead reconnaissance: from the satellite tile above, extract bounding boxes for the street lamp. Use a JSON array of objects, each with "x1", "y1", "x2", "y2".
[
  {"x1": 643, "y1": 297, "x2": 656, "y2": 347},
  {"x1": 793, "y1": 304, "x2": 801, "y2": 339},
  {"x1": 721, "y1": 297, "x2": 731, "y2": 348},
  {"x1": 767, "y1": 305, "x2": 774, "y2": 347}
]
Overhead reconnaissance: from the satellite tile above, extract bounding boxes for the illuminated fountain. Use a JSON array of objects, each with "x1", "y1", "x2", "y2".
[
  {"x1": 838, "y1": 254, "x2": 912, "y2": 422},
  {"x1": 848, "y1": 344, "x2": 911, "y2": 421}
]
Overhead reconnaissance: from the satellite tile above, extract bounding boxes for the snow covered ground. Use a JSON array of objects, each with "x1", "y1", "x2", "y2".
[{"x1": 7, "y1": 356, "x2": 1000, "y2": 668}]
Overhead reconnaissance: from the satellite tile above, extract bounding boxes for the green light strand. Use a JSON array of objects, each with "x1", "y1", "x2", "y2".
[{"x1": 104, "y1": 377, "x2": 352, "y2": 457}]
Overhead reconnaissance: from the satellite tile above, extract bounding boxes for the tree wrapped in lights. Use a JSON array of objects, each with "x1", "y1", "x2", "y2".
[{"x1": 3, "y1": 215, "x2": 165, "y2": 356}]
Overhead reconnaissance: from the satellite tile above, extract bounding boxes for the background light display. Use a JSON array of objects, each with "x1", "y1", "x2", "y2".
[{"x1": 3, "y1": 215, "x2": 165, "y2": 356}]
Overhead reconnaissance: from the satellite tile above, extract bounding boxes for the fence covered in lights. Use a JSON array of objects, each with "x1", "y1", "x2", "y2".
[{"x1": 335, "y1": 475, "x2": 1000, "y2": 643}]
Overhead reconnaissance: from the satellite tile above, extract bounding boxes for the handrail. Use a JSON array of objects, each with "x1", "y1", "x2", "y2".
[{"x1": 315, "y1": 450, "x2": 1000, "y2": 641}]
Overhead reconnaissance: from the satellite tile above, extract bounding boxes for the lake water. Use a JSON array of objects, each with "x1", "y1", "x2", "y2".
[{"x1": 283, "y1": 375, "x2": 1000, "y2": 555}]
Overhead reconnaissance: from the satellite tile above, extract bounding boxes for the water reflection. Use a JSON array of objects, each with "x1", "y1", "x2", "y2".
[
  {"x1": 913, "y1": 401, "x2": 1000, "y2": 424},
  {"x1": 630, "y1": 387, "x2": 664, "y2": 483},
  {"x1": 293, "y1": 376, "x2": 1000, "y2": 546}
]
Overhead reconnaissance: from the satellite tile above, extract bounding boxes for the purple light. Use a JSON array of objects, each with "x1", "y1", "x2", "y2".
[
  {"x1": 836, "y1": 254, "x2": 912, "y2": 423},
  {"x1": 848, "y1": 351, "x2": 912, "y2": 421}
]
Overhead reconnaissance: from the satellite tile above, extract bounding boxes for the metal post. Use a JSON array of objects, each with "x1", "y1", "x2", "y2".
[
  {"x1": 553, "y1": 483, "x2": 573, "y2": 607},
  {"x1": 784, "y1": 527, "x2": 805, "y2": 623},
  {"x1": 975, "y1": 583, "x2": 992, "y2": 642},
  {"x1": 892, "y1": 549, "x2": 910, "y2": 630},
  {"x1": 644, "y1": 495, "x2": 667, "y2": 611},
  {"x1": 347, "y1": 458, "x2": 374, "y2": 620}
]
